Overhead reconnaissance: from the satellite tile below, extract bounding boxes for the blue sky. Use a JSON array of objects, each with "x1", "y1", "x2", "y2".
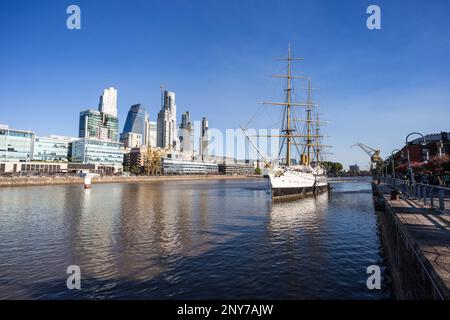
[{"x1": 1, "y1": 0, "x2": 449, "y2": 168}]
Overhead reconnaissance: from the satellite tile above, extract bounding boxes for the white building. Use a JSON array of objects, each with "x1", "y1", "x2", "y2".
[
  {"x1": 199, "y1": 117, "x2": 209, "y2": 161},
  {"x1": 179, "y1": 111, "x2": 194, "y2": 154},
  {"x1": 0, "y1": 125, "x2": 35, "y2": 162},
  {"x1": 99, "y1": 87, "x2": 118, "y2": 117},
  {"x1": 144, "y1": 120, "x2": 157, "y2": 148},
  {"x1": 120, "y1": 132, "x2": 143, "y2": 149},
  {"x1": 33, "y1": 135, "x2": 76, "y2": 161},
  {"x1": 71, "y1": 138, "x2": 124, "y2": 168},
  {"x1": 157, "y1": 90, "x2": 177, "y2": 148}
]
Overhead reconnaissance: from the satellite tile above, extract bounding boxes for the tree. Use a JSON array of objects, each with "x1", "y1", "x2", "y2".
[{"x1": 322, "y1": 161, "x2": 343, "y2": 175}]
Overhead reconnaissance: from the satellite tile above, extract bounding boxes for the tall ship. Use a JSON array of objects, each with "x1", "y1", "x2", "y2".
[{"x1": 243, "y1": 45, "x2": 329, "y2": 201}]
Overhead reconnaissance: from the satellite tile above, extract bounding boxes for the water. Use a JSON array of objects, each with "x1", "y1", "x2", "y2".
[{"x1": 0, "y1": 179, "x2": 390, "y2": 299}]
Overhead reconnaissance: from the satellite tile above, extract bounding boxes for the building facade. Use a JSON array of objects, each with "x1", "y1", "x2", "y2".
[
  {"x1": 349, "y1": 164, "x2": 360, "y2": 173},
  {"x1": 71, "y1": 138, "x2": 124, "y2": 167},
  {"x1": 0, "y1": 125, "x2": 35, "y2": 162},
  {"x1": 79, "y1": 109, "x2": 119, "y2": 142},
  {"x1": 157, "y1": 90, "x2": 177, "y2": 148},
  {"x1": 98, "y1": 87, "x2": 118, "y2": 117},
  {"x1": 145, "y1": 120, "x2": 157, "y2": 148},
  {"x1": 123, "y1": 146, "x2": 148, "y2": 169},
  {"x1": 33, "y1": 135, "x2": 74, "y2": 161},
  {"x1": 162, "y1": 158, "x2": 218, "y2": 175},
  {"x1": 120, "y1": 132, "x2": 142, "y2": 149},
  {"x1": 179, "y1": 111, "x2": 194, "y2": 154},
  {"x1": 199, "y1": 117, "x2": 209, "y2": 161},
  {"x1": 122, "y1": 104, "x2": 148, "y2": 145},
  {"x1": 0, "y1": 161, "x2": 67, "y2": 174}
]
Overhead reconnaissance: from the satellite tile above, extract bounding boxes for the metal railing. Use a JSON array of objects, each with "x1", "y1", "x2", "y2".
[{"x1": 379, "y1": 176, "x2": 450, "y2": 214}]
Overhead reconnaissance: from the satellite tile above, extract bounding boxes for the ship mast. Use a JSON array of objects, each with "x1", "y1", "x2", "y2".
[
  {"x1": 259, "y1": 45, "x2": 329, "y2": 167},
  {"x1": 285, "y1": 44, "x2": 293, "y2": 166}
]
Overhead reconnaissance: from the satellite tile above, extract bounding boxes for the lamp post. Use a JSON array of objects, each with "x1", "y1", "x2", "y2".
[
  {"x1": 391, "y1": 148, "x2": 401, "y2": 179},
  {"x1": 384, "y1": 157, "x2": 390, "y2": 178},
  {"x1": 405, "y1": 132, "x2": 426, "y2": 183}
]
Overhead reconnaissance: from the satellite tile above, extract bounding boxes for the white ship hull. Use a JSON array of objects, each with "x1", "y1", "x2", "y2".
[{"x1": 267, "y1": 165, "x2": 328, "y2": 200}]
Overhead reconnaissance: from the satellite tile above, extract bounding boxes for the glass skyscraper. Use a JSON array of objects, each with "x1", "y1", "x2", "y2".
[
  {"x1": 122, "y1": 104, "x2": 147, "y2": 144},
  {"x1": 79, "y1": 109, "x2": 119, "y2": 142}
]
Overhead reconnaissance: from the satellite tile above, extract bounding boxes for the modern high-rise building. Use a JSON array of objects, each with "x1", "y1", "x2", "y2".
[
  {"x1": 122, "y1": 104, "x2": 148, "y2": 145},
  {"x1": 145, "y1": 120, "x2": 157, "y2": 147},
  {"x1": 179, "y1": 111, "x2": 193, "y2": 153},
  {"x1": 99, "y1": 87, "x2": 118, "y2": 117},
  {"x1": 79, "y1": 109, "x2": 119, "y2": 142},
  {"x1": 157, "y1": 90, "x2": 177, "y2": 148},
  {"x1": 199, "y1": 117, "x2": 209, "y2": 161}
]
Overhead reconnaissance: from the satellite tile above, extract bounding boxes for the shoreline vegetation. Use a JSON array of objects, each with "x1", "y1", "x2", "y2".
[{"x1": 0, "y1": 174, "x2": 264, "y2": 188}]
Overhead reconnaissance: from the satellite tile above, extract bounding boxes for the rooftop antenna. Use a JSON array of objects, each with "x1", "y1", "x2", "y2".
[{"x1": 160, "y1": 84, "x2": 165, "y2": 109}]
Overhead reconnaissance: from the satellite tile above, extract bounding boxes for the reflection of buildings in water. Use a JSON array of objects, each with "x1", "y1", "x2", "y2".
[{"x1": 75, "y1": 185, "x2": 124, "y2": 280}]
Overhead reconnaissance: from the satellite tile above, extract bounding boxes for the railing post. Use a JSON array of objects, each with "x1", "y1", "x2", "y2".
[
  {"x1": 429, "y1": 187, "x2": 434, "y2": 208},
  {"x1": 422, "y1": 185, "x2": 427, "y2": 205},
  {"x1": 439, "y1": 189, "x2": 445, "y2": 211}
]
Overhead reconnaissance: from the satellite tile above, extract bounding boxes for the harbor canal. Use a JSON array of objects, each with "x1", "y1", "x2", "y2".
[{"x1": 0, "y1": 178, "x2": 391, "y2": 299}]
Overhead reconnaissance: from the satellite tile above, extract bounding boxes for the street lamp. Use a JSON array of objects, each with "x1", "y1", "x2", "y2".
[
  {"x1": 405, "y1": 132, "x2": 426, "y2": 183},
  {"x1": 384, "y1": 156, "x2": 390, "y2": 178},
  {"x1": 391, "y1": 148, "x2": 401, "y2": 179}
]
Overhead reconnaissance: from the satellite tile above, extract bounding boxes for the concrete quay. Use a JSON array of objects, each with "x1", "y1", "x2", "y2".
[
  {"x1": 373, "y1": 182, "x2": 450, "y2": 299},
  {"x1": 0, "y1": 174, "x2": 263, "y2": 188}
]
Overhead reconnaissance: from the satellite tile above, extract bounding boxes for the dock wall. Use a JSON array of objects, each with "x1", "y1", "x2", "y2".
[{"x1": 373, "y1": 183, "x2": 446, "y2": 299}]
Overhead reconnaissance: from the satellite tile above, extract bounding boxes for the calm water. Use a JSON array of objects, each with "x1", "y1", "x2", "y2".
[{"x1": 0, "y1": 179, "x2": 390, "y2": 299}]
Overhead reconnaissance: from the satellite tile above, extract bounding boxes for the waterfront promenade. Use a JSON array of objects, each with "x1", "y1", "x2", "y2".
[
  {"x1": 0, "y1": 174, "x2": 261, "y2": 187},
  {"x1": 373, "y1": 182, "x2": 450, "y2": 299}
]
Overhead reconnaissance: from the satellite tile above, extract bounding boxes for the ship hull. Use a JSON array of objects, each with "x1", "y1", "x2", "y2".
[
  {"x1": 267, "y1": 166, "x2": 328, "y2": 201},
  {"x1": 271, "y1": 184, "x2": 328, "y2": 201}
]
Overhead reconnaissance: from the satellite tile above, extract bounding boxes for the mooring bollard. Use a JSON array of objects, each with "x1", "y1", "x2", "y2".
[{"x1": 390, "y1": 190, "x2": 399, "y2": 200}]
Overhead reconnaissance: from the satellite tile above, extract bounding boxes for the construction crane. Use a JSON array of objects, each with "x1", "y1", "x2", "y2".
[
  {"x1": 145, "y1": 145, "x2": 172, "y2": 176},
  {"x1": 351, "y1": 143, "x2": 383, "y2": 170}
]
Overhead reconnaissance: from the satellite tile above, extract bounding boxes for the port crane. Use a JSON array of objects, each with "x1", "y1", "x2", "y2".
[{"x1": 351, "y1": 143, "x2": 383, "y2": 170}]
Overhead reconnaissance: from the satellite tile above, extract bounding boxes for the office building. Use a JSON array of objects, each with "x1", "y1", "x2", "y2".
[
  {"x1": 122, "y1": 104, "x2": 148, "y2": 145},
  {"x1": 120, "y1": 132, "x2": 142, "y2": 149},
  {"x1": 145, "y1": 120, "x2": 157, "y2": 148},
  {"x1": 71, "y1": 138, "x2": 124, "y2": 169},
  {"x1": 33, "y1": 135, "x2": 75, "y2": 161},
  {"x1": 79, "y1": 109, "x2": 119, "y2": 142},
  {"x1": 179, "y1": 111, "x2": 194, "y2": 153},
  {"x1": 218, "y1": 163, "x2": 255, "y2": 175},
  {"x1": 162, "y1": 158, "x2": 218, "y2": 175},
  {"x1": 0, "y1": 161, "x2": 67, "y2": 174},
  {"x1": 199, "y1": 117, "x2": 209, "y2": 161},
  {"x1": 349, "y1": 164, "x2": 360, "y2": 173},
  {"x1": 0, "y1": 125, "x2": 35, "y2": 162},
  {"x1": 157, "y1": 90, "x2": 177, "y2": 148},
  {"x1": 99, "y1": 87, "x2": 118, "y2": 117},
  {"x1": 123, "y1": 146, "x2": 148, "y2": 169}
]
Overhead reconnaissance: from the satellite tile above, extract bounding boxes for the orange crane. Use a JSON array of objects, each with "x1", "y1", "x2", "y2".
[{"x1": 351, "y1": 143, "x2": 383, "y2": 170}]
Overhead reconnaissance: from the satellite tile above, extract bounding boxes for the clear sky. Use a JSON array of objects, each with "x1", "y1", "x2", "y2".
[{"x1": 1, "y1": 0, "x2": 449, "y2": 168}]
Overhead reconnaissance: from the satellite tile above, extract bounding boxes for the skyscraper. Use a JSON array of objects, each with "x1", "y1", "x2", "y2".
[
  {"x1": 79, "y1": 109, "x2": 119, "y2": 142},
  {"x1": 199, "y1": 117, "x2": 209, "y2": 161},
  {"x1": 179, "y1": 111, "x2": 193, "y2": 153},
  {"x1": 99, "y1": 87, "x2": 118, "y2": 117},
  {"x1": 157, "y1": 90, "x2": 177, "y2": 148},
  {"x1": 144, "y1": 120, "x2": 157, "y2": 148},
  {"x1": 122, "y1": 104, "x2": 147, "y2": 145}
]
